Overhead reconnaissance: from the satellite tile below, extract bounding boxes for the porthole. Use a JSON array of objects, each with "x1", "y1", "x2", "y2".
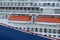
[
  {"x1": 53, "y1": 35, "x2": 56, "y2": 37},
  {"x1": 35, "y1": 28, "x2": 38, "y2": 32}
]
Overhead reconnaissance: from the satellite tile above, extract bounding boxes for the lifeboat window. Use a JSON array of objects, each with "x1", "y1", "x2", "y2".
[
  {"x1": 58, "y1": 30, "x2": 60, "y2": 34},
  {"x1": 35, "y1": 28, "x2": 38, "y2": 32},
  {"x1": 48, "y1": 29, "x2": 52, "y2": 33},
  {"x1": 39, "y1": 28, "x2": 42, "y2": 32},
  {"x1": 53, "y1": 29, "x2": 56, "y2": 33},
  {"x1": 44, "y1": 28, "x2": 47, "y2": 33},
  {"x1": 31, "y1": 28, "x2": 34, "y2": 32}
]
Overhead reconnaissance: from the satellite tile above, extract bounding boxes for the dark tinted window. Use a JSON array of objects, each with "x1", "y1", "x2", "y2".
[
  {"x1": 58, "y1": 30, "x2": 60, "y2": 34},
  {"x1": 35, "y1": 28, "x2": 38, "y2": 32},
  {"x1": 48, "y1": 29, "x2": 52, "y2": 33},
  {"x1": 31, "y1": 28, "x2": 34, "y2": 32},
  {"x1": 53, "y1": 29, "x2": 56, "y2": 33},
  {"x1": 39, "y1": 28, "x2": 42, "y2": 32},
  {"x1": 44, "y1": 28, "x2": 47, "y2": 33}
]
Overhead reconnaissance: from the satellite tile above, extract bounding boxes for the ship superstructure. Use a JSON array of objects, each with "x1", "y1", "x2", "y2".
[{"x1": 0, "y1": 0, "x2": 60, "y2": 39}]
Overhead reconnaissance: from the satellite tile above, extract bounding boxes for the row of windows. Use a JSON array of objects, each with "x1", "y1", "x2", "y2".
[
  {"x1": 0, "y1": 2, "x2": 30, "y2": 6},
  {"x1": 30, "y1": 0, "x2": 60, "y2": 1},
  {"x1": 0, "y1": 0, "x2": 28, "y2": 1},
  {"x1": 0, "y1": 2, "x2": 60, "y2": 7},
  {"x1": 22, "y1": 27, "x2": 60, "y2": 38},
  {"x1": 44, "y1": 34, "x2": 60, "y2": 38},
  {"x1": 0, "y1": 7, "x2": 43, "y2": 11},
  {"x1": 55, "y1": 9, "x2": 60, "y2": 14},
  {"x1": 22, "y1": 27, "x2": 60, "y2": 34},
  {"x1": 0, "y1": 0, "x2": 60, "y2": 1}
]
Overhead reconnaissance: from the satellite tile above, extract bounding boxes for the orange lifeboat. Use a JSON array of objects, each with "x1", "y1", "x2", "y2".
[
  {"x1": 8, "y1": 15, "x2": 31, "y2": 21},
  {"x1": 35, "y1": 16, "x2": 60, "y2": 23},
  {"x1": 35, "y1": 16, "x2": 47, "y2": 22},
  {"x1": 54, "y1": 17, "x2": 60, "y2": 23}
]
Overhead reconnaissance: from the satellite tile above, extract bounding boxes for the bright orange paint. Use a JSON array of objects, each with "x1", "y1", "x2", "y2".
[
  {"x1": 8, "y1": 15, "x2": 31, "y2": 21},
  {"x1": 35, "y1": 16, "x2": 60, "y2": 23}
]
